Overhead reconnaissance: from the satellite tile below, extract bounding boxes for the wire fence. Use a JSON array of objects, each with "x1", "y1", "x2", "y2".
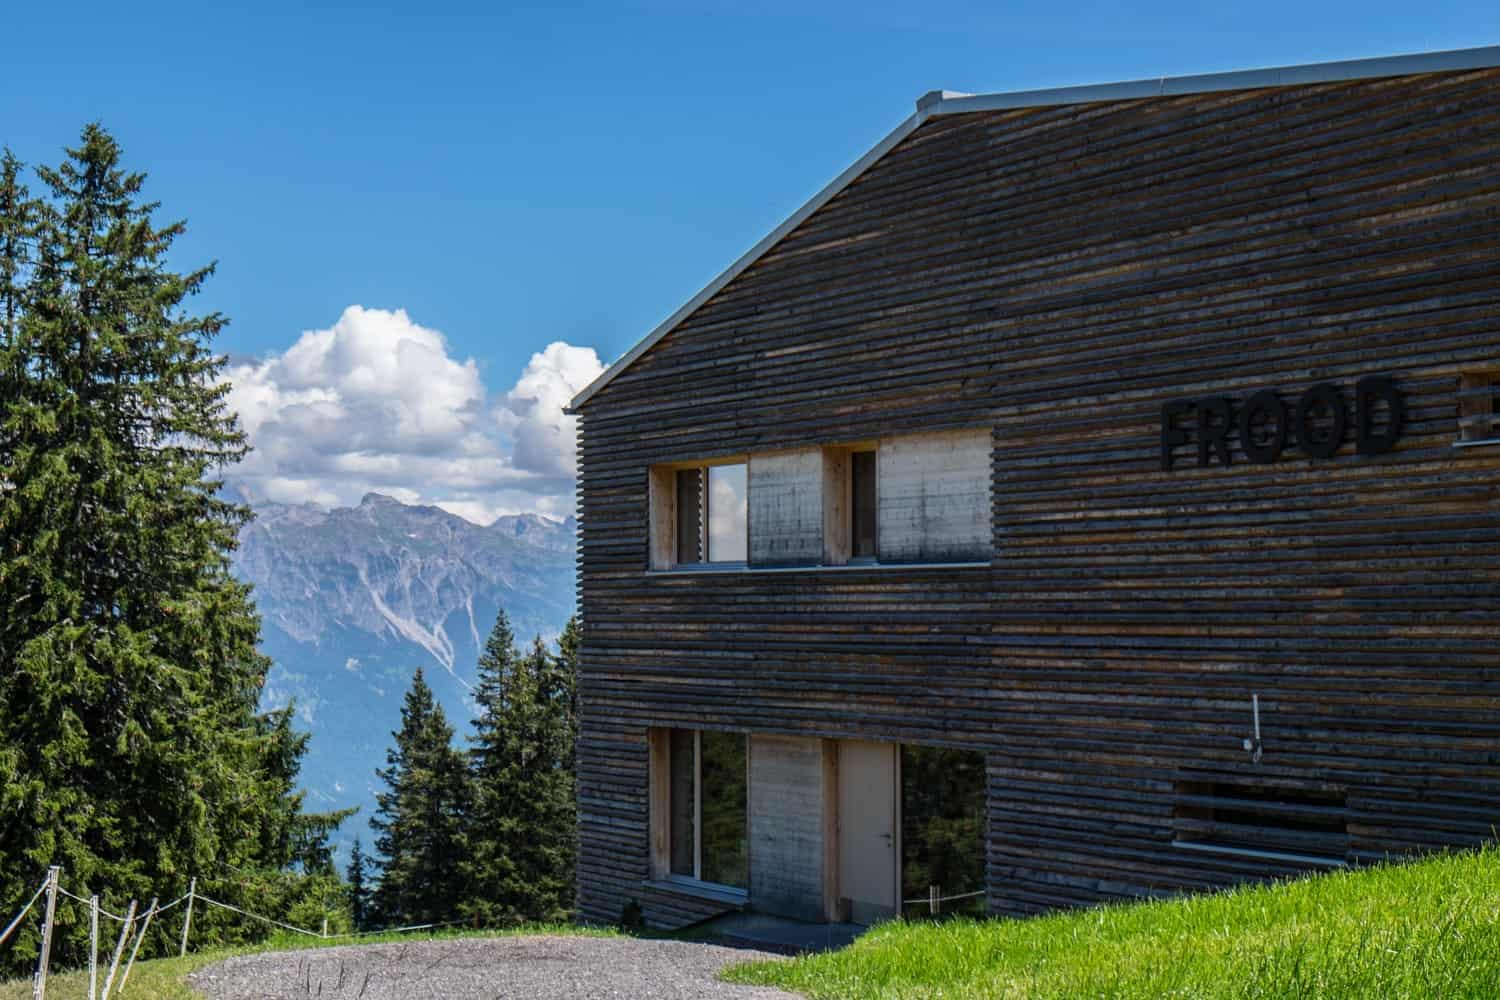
[
  {"x1": 901, "y1": 886, "x2": 987, "y2": 915},
  {"x1": 0, "y1": 865, "x2": 474, "y2": 999},
  {"x1": 6, "y1": 864, "x2": 987, "y2": 995}
]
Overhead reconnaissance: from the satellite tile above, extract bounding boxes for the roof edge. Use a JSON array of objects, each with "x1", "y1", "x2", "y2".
[
  {"x1": 937, "y1": 43, "x2": 1500, "y2": 115},
  {"x1": 567, "y1": 108, "x2": 927, "y2": 413},
  {"x1": 567, "y1": 43, "x2": 1500, "y2": 413}
]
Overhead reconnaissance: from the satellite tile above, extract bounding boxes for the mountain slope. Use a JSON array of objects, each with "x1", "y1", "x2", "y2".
[{"x1": 232, "y1": 493, "x2": 577, "y2": 838}]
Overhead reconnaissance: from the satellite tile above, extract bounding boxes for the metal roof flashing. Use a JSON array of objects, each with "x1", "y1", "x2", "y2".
[{"x1": 566, "y1": 43, "x2": 1500, "y2": 413}]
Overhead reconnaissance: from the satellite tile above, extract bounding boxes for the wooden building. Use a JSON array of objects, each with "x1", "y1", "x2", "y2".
[{"x1": 566, "y1": 46, "x2": 1500, "y2": 930}]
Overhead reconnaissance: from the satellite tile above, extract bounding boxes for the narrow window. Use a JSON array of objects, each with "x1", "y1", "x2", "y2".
[
  {"x1": 675, "y1": 468, "x2": 703, "y2": 565},
  {"x1": 669, "y1": 729, "x2": 697, "y2": 878},
  {"x1": 850, "y1": 449, "x2": 878, "y2": 560},
  {"x1": 658, "y1": 729, "x2": 747, "y2": 889},
  {"x1": 661, "y1": 461, "x2": 747, "y2": 566},
  {"x1": 1174, "y1": 781, "x2": 1348, "y2": 866},
  {"x1": 1458, "y1": 372, "x2": 1500, "y2": 444}
]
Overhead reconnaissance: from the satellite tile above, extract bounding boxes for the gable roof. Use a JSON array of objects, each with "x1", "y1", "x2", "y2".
[{"x1": 567, "y1": 43, "x2": 1500, "y2": 413}]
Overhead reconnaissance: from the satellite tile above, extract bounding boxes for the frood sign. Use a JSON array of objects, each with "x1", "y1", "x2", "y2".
[{"x1": 1161, "y1": 376, "x2": 1405, "y2": 470}]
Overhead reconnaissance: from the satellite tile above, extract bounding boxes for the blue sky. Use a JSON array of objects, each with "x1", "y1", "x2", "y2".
[{"x1": 5, "y1": 1, "x2": 1498, "y2": 519}]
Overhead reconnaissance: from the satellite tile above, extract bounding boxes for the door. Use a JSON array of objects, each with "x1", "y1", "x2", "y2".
[{"x1": 837, "y1": 740, "x2": 898, "y2": 925}]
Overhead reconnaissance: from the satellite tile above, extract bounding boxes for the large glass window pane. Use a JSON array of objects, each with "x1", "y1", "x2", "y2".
[
  {"x1": 669, "y1": 729, "x2": 696, "y2": 877},
  {"x1": 901, "y1": 744, "x2": 986, "y2": 918},
  {"x1": 707, "y1": 464, "x2": 748, "y2": 562},
  {"x1": 699, "y1": 731, "x2": 748, "y2": 888},
  {"x1": 675, "y1": 469, "x2": 704, "y2": 564}
]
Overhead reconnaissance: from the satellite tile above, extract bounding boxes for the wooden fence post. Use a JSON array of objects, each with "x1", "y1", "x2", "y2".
[
  {"x1": 178, "y1": 878, "x2": 196, "y2": 958},
  {"x1": 31, "y1": 866, "x2": 60, "y2": 1000},
  {"x1": 117, "y1": 897, "x2": 157, "y2": 995},
  {"x1": 929, "y1": 884, "x2": 940, "y2": 917},
  {"x1": 89, "y1": 895, "x2": 100, "y2": 1000},
  {"x1": 100, "y1": 899, "x2": 136, "y2": 1000}
]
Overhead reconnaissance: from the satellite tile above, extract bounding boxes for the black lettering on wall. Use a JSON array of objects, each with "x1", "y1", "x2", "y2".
[
  {"x1": 1161, "y1": 400, "x2": 1192, "y2": 470},
  {"x1": 1160, "y1": 377, "x2": 1402, "y2": 470},
  {"x1": 1355, "y1": 376, "x2": 1405, "y2": 455},
  {"x1": 1237, "y1": 390, "x2": 1287, "y2": 465},
  {"x1": 1197, "y1": 397, "x2": 1233, "y2": 467},
  {"x1": 1295, "y1": 383, "x2": 1347, "y2": 459}
]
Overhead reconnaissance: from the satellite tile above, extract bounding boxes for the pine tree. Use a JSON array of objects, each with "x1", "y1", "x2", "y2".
[
  {"x1": 369, "y1": 668, "x2": 471, "y2": 926},
  {"x1": 0, "y1": 124, "x2": 330, "y2": 973},
  {"x1": 461, "y1": 613, "x2": 577, "y2": 924},
  {"x1": 346, "y1": 838, "x2": 372, "y2": 931}
]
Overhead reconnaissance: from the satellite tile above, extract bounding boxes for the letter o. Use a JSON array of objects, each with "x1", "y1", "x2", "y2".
[
  {"x1": 1295, "y1": 382, "x2": 1347, "y2": 459},
  {"x1": 1237, "y1": 390, "x2": 1288, "y2": 464}
]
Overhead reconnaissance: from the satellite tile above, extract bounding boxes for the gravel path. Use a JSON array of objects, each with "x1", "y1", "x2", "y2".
[{"x1": 189, "y1": 935, "x2": 801, "y2": 1000}]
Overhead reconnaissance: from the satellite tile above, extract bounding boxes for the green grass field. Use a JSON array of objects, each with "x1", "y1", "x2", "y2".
[
  {"x1": 8, "y1": 849, "x2": 1497, "y2": 999},
  {"x1": 724, "y1": 846, "x2": 1500, "y2": 999},
  {"x1": 0, "y1": 923, "x2": 611, "y2": 1000}
]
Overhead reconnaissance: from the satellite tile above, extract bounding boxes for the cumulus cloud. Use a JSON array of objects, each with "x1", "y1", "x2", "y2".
[{"x1": 222, "y1": 306, "x2": 604, "y2": 523}]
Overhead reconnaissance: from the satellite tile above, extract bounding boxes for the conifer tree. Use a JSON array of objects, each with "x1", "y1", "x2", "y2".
[
  {"x1": 0, "y1": 124, "x2": 328, "y2": 973},
  {"x1": 461, "y1": 613, "x2": 577, "y2": 924},
  {"x1": 346, "y1": 838, "x2": 371, "y2": 931},
  {"x1": 369, "y1": 668, "x2": 471, "y2": 926},
  {"x1": 460, "y1": 611, "x2": 522, "y2": 924}
]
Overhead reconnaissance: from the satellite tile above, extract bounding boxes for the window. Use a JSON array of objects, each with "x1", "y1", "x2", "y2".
[
  {"x1": 1458, "y1": 371, "x2": 1500, "y2": 444},
  {"x1": 900, "y1": 744, "x2": 986, "y2": 919},
  {"x1": 649, "y1": 429, "x2": 990, "y2": 571},
  {"x1": 1174, "y1": 780, "x2": 1348, "y2": 866},
  {"x1": 654, "y1": 729, "x2": 747, "y2": 889},
  {"x1": 649, "y1": 460, "x2": 747, "y2": 568},
  {"x1": 706, "y1": 465, "x2": 748, "y2": 563},
  {"x1": 850, "y1": 449, "x2": 878, "y2": 560}
]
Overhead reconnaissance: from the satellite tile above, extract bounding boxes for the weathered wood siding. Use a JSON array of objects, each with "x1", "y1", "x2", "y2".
[{"x1": 574, "y1": 67, "x2": 1500, "y2": 926}]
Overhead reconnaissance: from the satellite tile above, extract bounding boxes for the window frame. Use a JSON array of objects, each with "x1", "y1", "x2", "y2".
[
  {"x1": 649, "y1": 428, "x2": 993, "y2": 573},
  {"x1": 648, "y1": 456, "x2": 750, "y2": 570},
  {"x1": 821, "y1": 441, "x2": 879, "y2": 567},
  {"x1": 649, "y1": 727, "x2": 749, "y2": 892},
  {"x1": 1457, "y1": 370, "x2": 1500, "y2": 447},
  {"x1": 1171, "y1": 779, "x2": 1350, "y2": 868}
]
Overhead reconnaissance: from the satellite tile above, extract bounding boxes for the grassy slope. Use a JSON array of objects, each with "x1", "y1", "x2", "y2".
[
  {"x1": 0, "y1": 924, "x2": 611, "y2": 1000},
  {"x1": 725, "y1": 847, "x2": 1500, "y2": 999}
]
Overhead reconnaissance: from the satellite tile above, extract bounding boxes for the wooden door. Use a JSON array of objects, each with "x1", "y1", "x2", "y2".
[{"x1": 837, "y1": 740, "x2": 898, "y2": 924}]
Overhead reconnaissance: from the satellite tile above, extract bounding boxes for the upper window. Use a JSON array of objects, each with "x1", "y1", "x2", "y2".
[
  {"x1": 850, "y1": 449, "x2": 878, "y2": 560},
  {"x1": 706, "y1": 464, "x2": 748, "y2": 562},
  {"x1": 651, "y1": 461, "x2": 747, "y2": 568},
  {"x1": 1458, "y1": 371, "x2": 1500, "y2": 445},
  {"x1": 648, "y1": 429, "x2": 990, "y2": 571}
]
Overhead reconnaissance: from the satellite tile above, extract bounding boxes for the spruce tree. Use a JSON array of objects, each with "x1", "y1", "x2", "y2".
[
  {"x1": 460, "y1": 610, "x2": 522, "y2": 924},
  {"x1": 346, "y1": 838, "x2": 371, "y2": 931},
  {"x1": 370, "y1": 668, "x2": 471, "y2": 926},
  {"x1": 461, "y1": 614, "x2": 577, "y2": 924},
  {"x1": 0, "y1": 124, "x2": 326, "y2": 973}
]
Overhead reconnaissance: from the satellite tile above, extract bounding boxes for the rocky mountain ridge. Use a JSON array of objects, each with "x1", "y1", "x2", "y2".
[{"x1": 230, "y1": 493, "x2": 577, "y2": 844}]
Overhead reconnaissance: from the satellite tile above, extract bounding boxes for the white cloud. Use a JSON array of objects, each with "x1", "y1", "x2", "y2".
[{"x1": 222, "y1": 306, "x2": 604, "y2": 522}]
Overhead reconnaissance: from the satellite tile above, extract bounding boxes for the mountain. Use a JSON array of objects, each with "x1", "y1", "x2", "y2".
[{"x1": 231, "y1": 493, "x2": 577, "y2": 851}]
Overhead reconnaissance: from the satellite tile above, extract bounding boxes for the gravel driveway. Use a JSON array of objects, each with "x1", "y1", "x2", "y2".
[{"x1": 189, "y1": 935, "x2": 800, "y2": 1000}]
